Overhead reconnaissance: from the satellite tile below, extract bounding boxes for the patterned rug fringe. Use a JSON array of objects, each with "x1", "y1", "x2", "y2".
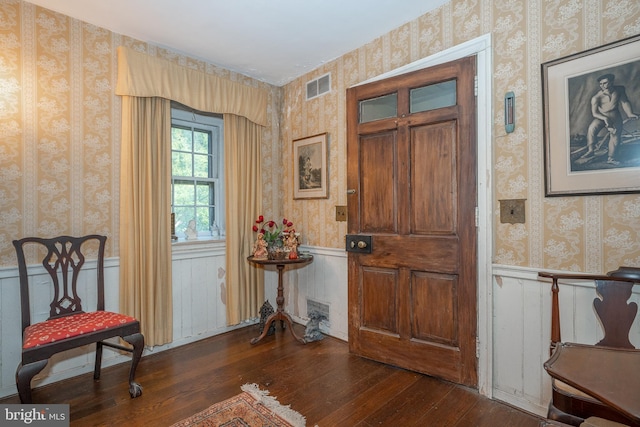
[{"x1": 241, "y1": 383, "x2": 306, "y2": 427}]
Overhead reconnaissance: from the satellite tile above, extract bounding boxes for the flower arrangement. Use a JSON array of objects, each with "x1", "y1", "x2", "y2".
[
  {"x1": 251, "y1": 216, "x2": 299, "y2": 260},
  {"x1": 252, "y1": 215, "x2": 295, "y2": 245}
]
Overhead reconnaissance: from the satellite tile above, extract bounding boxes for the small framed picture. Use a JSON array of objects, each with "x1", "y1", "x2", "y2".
[
  {"x1": 293, "y1": 133, "x2": 328, "y2": 199},
  {"x1": 542, "y1": 34, "x2": 640, "y2": 196}
]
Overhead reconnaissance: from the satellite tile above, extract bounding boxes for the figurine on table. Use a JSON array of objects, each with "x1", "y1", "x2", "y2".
[
  {"x1": 252, "y1": 234, "x2": 268, "y2": 259},
  {"x1": 284, "y1": 230, "x2": 299, "y2": 259}
]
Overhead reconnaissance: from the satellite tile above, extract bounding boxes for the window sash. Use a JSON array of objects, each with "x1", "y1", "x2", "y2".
[{"x1": 171, "y1": 107, "x2": 224, "y2": 239}]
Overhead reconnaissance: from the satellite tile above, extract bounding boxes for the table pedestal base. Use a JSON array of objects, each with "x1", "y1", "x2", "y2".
[
  {"x1": 249, "y1": 262, "x2": 309, "y2": 345},
  {"x1": 251, "y1": 310, "x2": 305, "y2": 344}
]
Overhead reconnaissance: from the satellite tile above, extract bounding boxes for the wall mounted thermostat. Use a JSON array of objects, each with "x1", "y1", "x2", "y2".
[{"x1": 505, "y1": 91, "x2": 515, "y2": 133}]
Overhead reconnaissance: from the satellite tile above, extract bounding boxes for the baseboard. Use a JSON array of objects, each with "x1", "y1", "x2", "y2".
[{"x1": 493, "y1": 388, "x2": 548, "y2": 418}]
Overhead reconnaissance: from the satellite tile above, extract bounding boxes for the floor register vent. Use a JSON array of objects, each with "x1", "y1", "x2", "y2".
[{"x1": 307, "y1": 299, "x2": 330, "y2": 322}]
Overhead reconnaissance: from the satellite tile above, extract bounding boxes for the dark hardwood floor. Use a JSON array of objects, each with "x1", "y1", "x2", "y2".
[{"x1": 0, "y1": 324, "x2": 544, "y2": 426}]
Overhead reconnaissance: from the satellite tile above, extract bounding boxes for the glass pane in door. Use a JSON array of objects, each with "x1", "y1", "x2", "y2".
[
  {"x1": 410, "y1": 80, "x2": 456, "y2": 113},
  {"x1": 359, "y1": 93, "x2": 397, "y2": 123}
]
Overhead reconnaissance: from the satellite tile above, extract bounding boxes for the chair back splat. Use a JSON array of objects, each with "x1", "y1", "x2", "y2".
[
  {"x1": 13, "y1": 235, "x2": 144, "y2": 404},
  {"x1": 538, "y1": 268, "x2": 640, "y2": 427}
]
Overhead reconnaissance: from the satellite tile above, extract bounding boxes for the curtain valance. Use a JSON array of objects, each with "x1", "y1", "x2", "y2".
[{"x1": 116, "y1": 46, "x2": 267, "y2": 127}]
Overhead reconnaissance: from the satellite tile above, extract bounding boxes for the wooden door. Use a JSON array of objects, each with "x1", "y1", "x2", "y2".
[{"x1": 346, "y1": 56, "x2": 478, "y2": 387}]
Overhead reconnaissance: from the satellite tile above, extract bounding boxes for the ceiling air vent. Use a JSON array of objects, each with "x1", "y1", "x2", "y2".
[{"x1": 306, "y1": 73, "x2": 331, "y2": 100}]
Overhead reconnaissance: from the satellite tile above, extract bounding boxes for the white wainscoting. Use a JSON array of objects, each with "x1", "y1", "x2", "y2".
[
  {"x1": 491, "y1": 265, "x2": 640, "y2": 417},
  {"x1": 491, "y1": 265, "x2": 553, "y2": 416},
  {"x1": 2, "y1": 248, "x2": 638, "y2": 421}
]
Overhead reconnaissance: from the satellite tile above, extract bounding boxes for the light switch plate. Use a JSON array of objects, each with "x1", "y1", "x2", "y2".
[{"x1": 335, "y1": 205, "x2": 347, "y2": 222}]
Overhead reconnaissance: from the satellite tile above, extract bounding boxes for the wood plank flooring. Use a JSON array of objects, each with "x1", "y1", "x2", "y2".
[{"x1": 0, "y1": 324, "x2": 544, "y2": 426}]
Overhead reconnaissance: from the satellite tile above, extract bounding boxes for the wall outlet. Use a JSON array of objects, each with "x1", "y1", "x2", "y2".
[{"x1": 335, "y1": 205, "x2": 347, "y2": 222}]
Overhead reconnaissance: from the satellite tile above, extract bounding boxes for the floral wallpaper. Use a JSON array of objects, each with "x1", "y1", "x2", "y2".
[
  {"x1": 282, "y1": 0, "x2": 640, "y2": 273},
  {"x1": 1, "y1": 0, "x2": 639, "y2": 273},
  {"x1": 0, "y1": 0, "x2": 281, "y2": 265}
]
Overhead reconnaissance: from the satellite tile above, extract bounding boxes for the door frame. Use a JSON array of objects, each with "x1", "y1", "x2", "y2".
[{"x1": 352, "y1": 34, "x2": 494, "y2": 397}]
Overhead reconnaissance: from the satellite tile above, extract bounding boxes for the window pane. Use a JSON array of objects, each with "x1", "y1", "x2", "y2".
[
  {"x1": 193, "y1": 154, "x2": 210, "y2": 178},
  {"x1": 173, "y1": 206, "x2": 194, "y2": 236},
  {"x1": 410, "y1": 80, "x2": 456, "y2": 114},
  {"x1": 195, "y1": 207, "x2": 211, "y2": 232},
  {"x1": 172, "y1": 152, "x2": 193, "y2": 176},
  {"x1": 196, "y1": 182, "x2": 213, "y2": 205},
  {"x1": 194, "y1": 130, "x2": 209, "y2": 154},
  {"x1": 359, "y1": 93, "x2": 397, "y2": 123},
  {"x1": 174, "y1": 181, "x2": 195, "y2": 205},
  {"x1": 172, "y1": 127, "x2": 192, "y2": 151}
]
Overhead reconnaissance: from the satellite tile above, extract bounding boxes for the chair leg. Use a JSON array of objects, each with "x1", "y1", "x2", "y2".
[
  {"x1": 123, "y1": 333, "x2": 144, "y2": 398},
  {"x1": 94, "y1": 341, "x2": 103, "y2": 380},
  {"x1": 16, "y1": 360, "x2": 48, "y2": 404},
  {"x1": 547, "y1": 402, "x2": 584, "y2": 426}
]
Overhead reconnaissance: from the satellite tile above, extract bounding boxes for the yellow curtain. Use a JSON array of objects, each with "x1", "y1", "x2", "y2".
[
  {"x1": 116, "y1": 47, "x2": 267, "y2": 126},
  {"x1": 224, "y1": 114, "x2": 264, "y2": 325},
  {"x1": 119, "y1": 96, "x2": 173, "y2": 346},
  {"x1": 116, "y1": 47, "x2": 268, "y2": 337}
]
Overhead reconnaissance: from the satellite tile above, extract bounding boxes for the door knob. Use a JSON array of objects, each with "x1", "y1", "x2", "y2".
[{"x1": 345, "y1": 234, "x2": 372, "y2": 253}]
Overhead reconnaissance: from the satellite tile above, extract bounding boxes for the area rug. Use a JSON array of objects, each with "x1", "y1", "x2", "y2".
[{"x1": 170, "y1": 383, "x2": 306, "y2": 427}]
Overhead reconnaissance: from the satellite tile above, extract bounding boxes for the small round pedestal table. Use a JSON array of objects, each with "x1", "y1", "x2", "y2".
[{"x1": 247, "y1": 254, "x2": 313, "y2": 345}]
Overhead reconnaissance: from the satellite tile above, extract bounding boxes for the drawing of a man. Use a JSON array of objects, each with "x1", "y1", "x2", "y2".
[{"x1": 581, "y1": 73, "x2": 638, "y2": 165}]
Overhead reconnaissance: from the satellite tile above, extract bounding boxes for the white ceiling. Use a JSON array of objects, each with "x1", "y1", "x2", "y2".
[{"x1": 25, "y1": 0, "x2": 448, "y2": 86}]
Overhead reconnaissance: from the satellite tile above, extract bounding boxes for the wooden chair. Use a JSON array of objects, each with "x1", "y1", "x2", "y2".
[
  {"x1": 538, "y1": 267, "x2": 640, "y2": 427},
  {"x1": 13, "y1": 235, "x2": 144, "y2": 403}
]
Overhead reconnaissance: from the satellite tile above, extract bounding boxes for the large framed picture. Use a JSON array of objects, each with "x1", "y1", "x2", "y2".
[
  {"x1": 293, "y1": 133, "x2": 328, "y2": 199},
  {"x1": 542, "y1": 34, "x2": 640, "y2": 196}
]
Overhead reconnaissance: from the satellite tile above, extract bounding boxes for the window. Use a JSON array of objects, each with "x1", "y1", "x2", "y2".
[{"x1": 171, "y1": 103, "x2": 224, "y2": 240}]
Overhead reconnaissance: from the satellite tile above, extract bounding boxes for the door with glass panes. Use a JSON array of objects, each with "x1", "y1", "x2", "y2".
[{"x1": 346, "y1": 56, "x2": 478, "y2": 387}]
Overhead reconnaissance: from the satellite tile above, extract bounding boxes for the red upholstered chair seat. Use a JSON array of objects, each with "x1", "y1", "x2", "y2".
[{"x1": 23, "y1": 311, "x2": 138, "y2": 349}]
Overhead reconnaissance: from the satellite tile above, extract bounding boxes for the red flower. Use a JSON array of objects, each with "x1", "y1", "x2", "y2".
[{"x1": 252, "y1": 215, "x2": 295, "y2": 244}]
